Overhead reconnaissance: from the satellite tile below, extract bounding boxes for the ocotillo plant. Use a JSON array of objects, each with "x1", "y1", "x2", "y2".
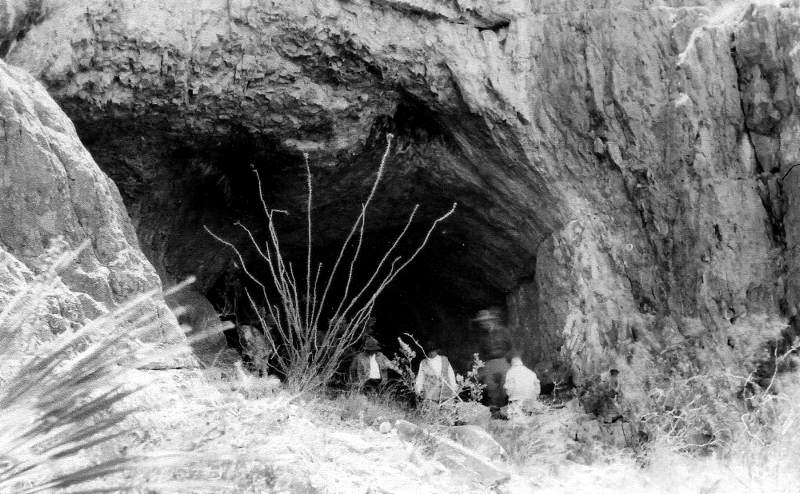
[{"x1": 207, "y1": 134, "x2": 456, "y2": 392}]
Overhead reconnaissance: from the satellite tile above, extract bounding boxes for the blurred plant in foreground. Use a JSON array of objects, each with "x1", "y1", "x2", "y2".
[{"x1": 0, "y1": 240, "x2": 205, "y2": 493}]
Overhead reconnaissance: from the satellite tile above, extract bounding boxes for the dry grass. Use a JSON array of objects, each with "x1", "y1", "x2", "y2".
[{"x1": 48, "y1": 357, "x2": 798, "y2": 494}]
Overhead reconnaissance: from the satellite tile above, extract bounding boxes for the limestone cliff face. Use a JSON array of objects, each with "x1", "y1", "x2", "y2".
[
  {"x1": 0, "y1": 59, "x2": 187, "y2": 362},
  {"x1": 3, "y1": 0, "x2": 799, "y2": 383}
]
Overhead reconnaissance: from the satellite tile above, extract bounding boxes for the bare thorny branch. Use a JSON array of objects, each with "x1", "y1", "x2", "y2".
[{"x1": 205, "y1": 134, "x2": 457, "y2": 391}]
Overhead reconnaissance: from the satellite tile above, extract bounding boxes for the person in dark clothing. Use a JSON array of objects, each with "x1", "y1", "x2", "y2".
[
  {"x1": 349, "y1": 336, "x2": 397, "y2": 394},
  {"x1": 473, "y1": 309, "x2": 511, "y2": 411},
  {"x1": 478, "y1": 356, "x2": 510, "y2": 408}
]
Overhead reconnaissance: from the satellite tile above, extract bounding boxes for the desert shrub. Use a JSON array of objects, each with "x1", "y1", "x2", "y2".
[
  {"x1": 456, "y1": 353, "x2": 486, "y2": 402},
  {"x1": 326, "y1": 389, "x2": 407, "y2": 428},
  {"x1": 488, "y1": 422, "x2": 547, "y2": 466},
  {"x1": 385, "y1": 335, "x2": 423, "y2": 408},
  {"x1": 635, "y1": 315, "x2": 797, "y2": 455},
  {"x1": 207, "y1": 135, "x2": 456, "y2": 392},
  {"x1": 640, "y1": 372, "x2": 739, "y2": 453}
]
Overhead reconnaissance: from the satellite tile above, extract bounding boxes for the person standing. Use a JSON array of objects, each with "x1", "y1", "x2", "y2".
[
  {"x1": 473, "y1": 309, "x2": 511, "y2": 409},
  {"x1": 349, "y1": 336, "x2": 395, "y2": 394},
  {"x1": 478, "y1": 355, "x2": 510, "y2": 409},
  {"x1": 414, "y1": 341, "x2": 457, "y2": 403},
  {"x1": 504, "y1": 352, "x2": 541, "y2": 418}
]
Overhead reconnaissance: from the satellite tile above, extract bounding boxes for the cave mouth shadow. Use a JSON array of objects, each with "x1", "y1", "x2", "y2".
[
  {"x1": 65, "y1": 89, "x2": 555, "y2": 384},
  {"x1": 76, "y1": 99, "x2": 543, "y2": 377},
  {"x1": 191, "y1": 115, "x2": 519, "y2": 374},
  {"x1": 205, "y1": 215, "x2": 512, "y2": 374}
]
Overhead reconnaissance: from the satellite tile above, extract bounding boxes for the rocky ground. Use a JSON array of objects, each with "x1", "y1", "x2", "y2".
[{"x1": 101, "y1": 367, "x2": 800, "y2": 494}]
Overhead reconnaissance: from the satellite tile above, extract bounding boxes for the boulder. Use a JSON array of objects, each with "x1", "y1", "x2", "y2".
[
  {"x1": 395, "y1": 420, "x2": 510, "y2": 485},
  {"x1": 395, "y1": 419, "x2": 427, "y2": 443},
  {"x1": 0, "y1": 59, "x2": 189, "y2": 364},
  {"x1": 166, "y1": 288, "x2": 229, "y2": 363},
  {"x1": 447, "y1": 425, "x2": 507, "y2": 461},
  {"x1": 452, "y1": 401, "x2": 492, "y2": 428}
]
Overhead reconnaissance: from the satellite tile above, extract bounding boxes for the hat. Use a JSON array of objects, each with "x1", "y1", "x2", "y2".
[
  {"x1": 364, "y1": 337, "x2": 381, "y2": 351},
  {"x1": 424, "y1": 340, "x2": 441, "y2": 352},
  {"x1": 473, "y1": 308, "x2": 501, "y2": 322}
]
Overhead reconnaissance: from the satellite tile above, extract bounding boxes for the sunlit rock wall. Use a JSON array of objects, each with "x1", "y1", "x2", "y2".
[{"x1": 0, "y1": 59, "x2": 188, "y2": 365}]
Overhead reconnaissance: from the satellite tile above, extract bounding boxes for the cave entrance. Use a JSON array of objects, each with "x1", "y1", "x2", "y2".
[
  {"x1": 205, "y1": 199, "x2": 513, "y2": 373},
  {"x1": 182, "y1": 113, "x2": 533, "y2": 374},
  {"x1": 72, "y1": 98, "x2": 547, "y2": 378}
]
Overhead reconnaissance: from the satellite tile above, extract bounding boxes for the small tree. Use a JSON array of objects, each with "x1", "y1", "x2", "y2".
[{"x1": 206, "y1": 134, "x2": 456, "y2": 392}]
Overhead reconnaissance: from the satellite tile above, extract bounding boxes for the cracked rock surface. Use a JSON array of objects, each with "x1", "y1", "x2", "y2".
[{"x1": 0, "y1": 58, "x2": 187, "y2": 364}]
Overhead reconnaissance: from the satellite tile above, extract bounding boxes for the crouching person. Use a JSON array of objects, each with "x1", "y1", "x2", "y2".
[
  {"x1": 414, "y1": 341, "x2": 457, "y2": 404},
  {"x1": 349, "y1": 336, "x2": 395, "y2": 394},
  {"x1": 504, "y1": 352, "x2": 541, "y2": 419}
]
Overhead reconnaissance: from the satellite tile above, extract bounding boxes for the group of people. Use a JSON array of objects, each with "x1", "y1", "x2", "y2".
[
  {"x1": 348, "y1": 310, "x2": 543, "y2": 418},
  {"x1": 349, "y1": 337, "x2": 461, "y2": 402}
]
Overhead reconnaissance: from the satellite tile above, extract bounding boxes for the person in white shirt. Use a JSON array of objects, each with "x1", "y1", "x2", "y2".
[
  {"x1": 349, "y1": 336, "x2": 395, "y2": 393},
  {"x1": 504, "y1": 352, "x2": 541, "y2": 417},
  {"x1": 415, "y1": 341, "x2": 457, "y2": 403}
]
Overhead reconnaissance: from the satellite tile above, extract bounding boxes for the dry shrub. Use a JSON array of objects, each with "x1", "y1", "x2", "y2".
[
  {"x1": 632, "y1": 374, "x2": 800, "y2": 494},
  {"x1": 207, "y1": 134, "x2": 456, "y2": 392},
  {"x1": 412, "y1": 399, "x2": 463, "y2": 427},
  {"x1": 488, "y1": 423, "x2": 547, "y2": 466},
  {"x1": 327, "y1": 386, "x2": 409, "y2": 427},
  {"x1": 636, "y1": 315, "x2": 796, "y2": 455}
]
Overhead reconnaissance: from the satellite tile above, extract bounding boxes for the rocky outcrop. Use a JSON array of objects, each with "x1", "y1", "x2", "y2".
[
  {"x1": 3, "y1": 0, "x2": 799, "y2": 385},
  {"x1": 734, "y1": 5, "x2": 800, "y2": 328},
  {"x1": 0, "y1": 59, "x2": 187, "y2": 362}
]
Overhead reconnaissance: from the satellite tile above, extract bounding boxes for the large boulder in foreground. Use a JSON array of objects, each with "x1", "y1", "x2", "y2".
[{"x1": 0, "y1": 59, "x2": 189, "y2": 364}]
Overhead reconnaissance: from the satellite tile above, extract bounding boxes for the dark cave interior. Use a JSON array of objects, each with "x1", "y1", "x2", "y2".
[
  {"x1": 73, "y1": 98, "x2": 540, "y2": 374},
  {"x1": 203, "y1": 195, "x2": 512, "y2": 372},
  {"x1": 168, "y1": 127, "x2": 519, "y2": 372}
]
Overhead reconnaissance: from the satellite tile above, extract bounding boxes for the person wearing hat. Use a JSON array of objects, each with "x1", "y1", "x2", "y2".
[
  {"x1": 474, "y1": 308, "x2": 511, "y2": 410},
  {"x1": 473, "y1": 308, "x2": 510, "y2": 362},
  {"x1": 473, "y1": 308, "x2": 505, "y2": 336},
  {"x1": 349, "y1": 336, "x2": 396, "y2": 394},
  {"x1": 414, "y1": 341, "x2": 457, "y2": 403}
]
